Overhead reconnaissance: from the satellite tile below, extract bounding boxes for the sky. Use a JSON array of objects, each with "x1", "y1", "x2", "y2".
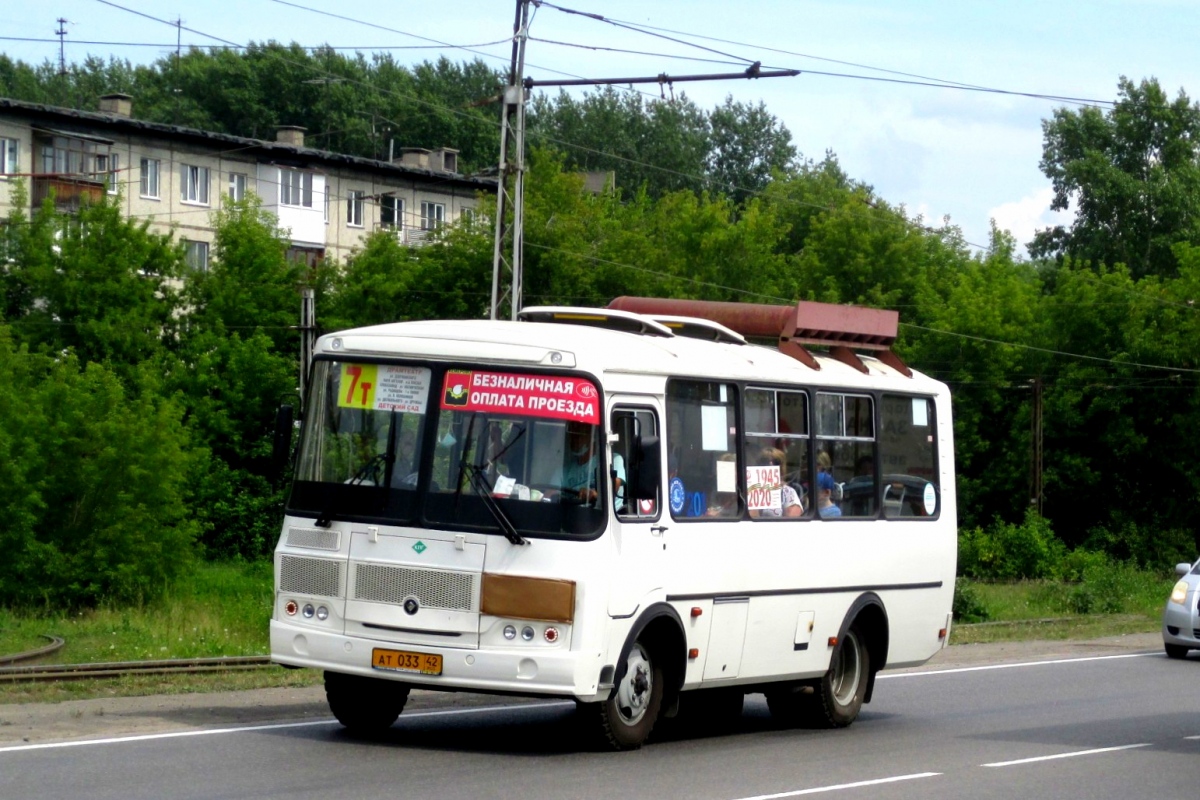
[{"x1": 2, "y1": 0, "x2": 1199, "y2": 255}]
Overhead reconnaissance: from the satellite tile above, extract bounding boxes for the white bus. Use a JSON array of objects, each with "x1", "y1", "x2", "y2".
[{"x1": 270, "y1": 299, "x2": 956, "y2": 750}]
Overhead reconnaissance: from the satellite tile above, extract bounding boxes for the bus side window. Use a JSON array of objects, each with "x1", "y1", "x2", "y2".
[
  {"x1": 612, "y1": 407, "x2": 660, "y2": 520},
  {"x1": 880, "y1": 394, "x2": 939, "y2": 518},
  {"x1": 816, "y1": 392, "x2": 877, "y2": 518},
  {"x1": 666, "y1": 380, "x2": 739, "y2": 520}
]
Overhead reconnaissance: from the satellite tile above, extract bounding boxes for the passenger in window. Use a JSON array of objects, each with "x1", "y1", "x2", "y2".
[
  {"x1": 817, "y1": 471, "x2": 842, "y2": 518},
  {"x1": 562, "y1": 420, "x2": 601, "y2": 504},
  {"x1": 751, "y1": 447, "x2": 802, "y2": 518}
]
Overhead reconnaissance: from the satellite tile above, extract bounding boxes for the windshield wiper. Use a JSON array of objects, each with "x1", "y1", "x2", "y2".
[{"x1": 465, "y1": 463, "x2": 527, "y2": 546}]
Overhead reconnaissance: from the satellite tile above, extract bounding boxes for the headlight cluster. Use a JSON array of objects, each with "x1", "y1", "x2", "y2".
[
  {"x1": 501, "y1": 622, "x2": 561, "y2": 644},
  {"x1": 284, "y1": 599, "x2": 330, "y2": 621},
  {"x1": 1170, "y1": 580, "x2": 1189, "y2": 605}
]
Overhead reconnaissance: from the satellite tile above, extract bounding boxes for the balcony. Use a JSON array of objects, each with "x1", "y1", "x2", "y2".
[
  {"x1": 377, "y1": 224, "x2": 438, "y2": 247},
  {"x1": 32, "y1": 175, "x2": 105, "y2": 212}
]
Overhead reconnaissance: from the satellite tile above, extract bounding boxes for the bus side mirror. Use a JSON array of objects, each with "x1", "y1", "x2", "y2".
[
  {"x1": 630, "y1": 434, "x2": 660, "y2": 501},
  {"x1": 271, "y1": 403, "x2": 295, "y2": 483}
]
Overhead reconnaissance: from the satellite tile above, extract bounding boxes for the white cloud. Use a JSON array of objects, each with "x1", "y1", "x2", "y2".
[{"x1": 989, "y1": 188, "x2": 1075, "y2": 254}]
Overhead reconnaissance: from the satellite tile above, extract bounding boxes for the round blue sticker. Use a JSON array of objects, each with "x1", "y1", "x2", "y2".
[{"x1": 669, "y1": 477, "x2": 687, "y2": 515}]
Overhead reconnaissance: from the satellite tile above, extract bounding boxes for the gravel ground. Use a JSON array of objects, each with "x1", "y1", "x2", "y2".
[{"x1": 0, "y1": 632, "x2": 1164, "y2": 748}]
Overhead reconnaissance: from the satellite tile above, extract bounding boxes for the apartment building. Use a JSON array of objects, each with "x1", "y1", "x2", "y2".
[{"x1": 0, "y1": 94, "x2": 495, "y2": 270}]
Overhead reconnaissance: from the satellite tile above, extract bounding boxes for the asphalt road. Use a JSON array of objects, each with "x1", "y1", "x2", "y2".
[{"x1": 4, "y1": 636, "x2": 1198, "y2": 800}]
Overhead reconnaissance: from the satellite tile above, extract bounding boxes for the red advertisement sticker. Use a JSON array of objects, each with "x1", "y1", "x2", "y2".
[{"x1": 441, "y1": 370, "x2": 600, "y2": 424}]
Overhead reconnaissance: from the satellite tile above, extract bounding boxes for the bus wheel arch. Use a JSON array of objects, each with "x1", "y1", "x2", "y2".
[
  {"x1": 840, "y1": 593, "x2": 889, "y2": 704},
  {"x1": 588, "y1": 603, "x2": 685, "y2": 750}
]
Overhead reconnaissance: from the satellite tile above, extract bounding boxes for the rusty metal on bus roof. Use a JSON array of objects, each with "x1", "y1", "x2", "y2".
[{"x1": 606, "y1": 296, "x2": 912, "y2": 377}]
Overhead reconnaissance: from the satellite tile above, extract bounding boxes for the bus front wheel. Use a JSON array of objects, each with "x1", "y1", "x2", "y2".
[
  {"x1": 324, "y1": 671, "x2": 410, "y2": 733},
  {"x1": 589, "y1": 640, "x2": 664, "y2": 750}
]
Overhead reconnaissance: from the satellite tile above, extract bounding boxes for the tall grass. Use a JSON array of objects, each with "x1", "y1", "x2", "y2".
[{"x1": 0, "y1": 561, "x2": 274, "y2": 665}]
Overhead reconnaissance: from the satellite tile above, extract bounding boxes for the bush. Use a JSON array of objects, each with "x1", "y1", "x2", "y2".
[
  {"x1": 953, "y1": 578, "x2": 990, "y2": 622},
  {"x1": 1082, "y1": 522, "x2": 1195, "y2": 571},
  {"x1": 958, "y1": 510, "x2": 1067, "y2": 580},
  {"x1": 0, "y1": 334, "x2": 198, "y2": 607}
]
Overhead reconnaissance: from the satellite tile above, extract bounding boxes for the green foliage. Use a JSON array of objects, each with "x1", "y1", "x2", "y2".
[
  {"x1": 958, "y1": 511, "x2": 1068, "y2": 580},
  {"x1": 1032, "y1": 77, "x2": 1200, "y2": 278},
  {"x1": 952, "y1": 578, "x2": 990, "y2": 623},
  {"x1": 0, "y1": 332, "x2": 197, "y2": 607}
]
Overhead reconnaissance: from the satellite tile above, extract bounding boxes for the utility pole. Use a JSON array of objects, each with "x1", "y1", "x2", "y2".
[
  {"x1": 173, "y1": 17, "x2": 184, "y2": 124},
  {"x1": 1030, "y1": 377, "x2": 1043, "y2": 515},
  {"x1": 487, "y1": 1, "x2": 798, "y2": 321},
  {"x1": 489, "y1": 0, "x2": 531, "y2": 321},
  {"x1": 55, "y1": 18, "x2": 68, "y2": 77}
]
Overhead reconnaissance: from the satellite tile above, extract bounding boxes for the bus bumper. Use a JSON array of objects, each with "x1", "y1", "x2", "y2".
[{"x1": 270, "y1": 619, "x2": 607, "y2": 701}]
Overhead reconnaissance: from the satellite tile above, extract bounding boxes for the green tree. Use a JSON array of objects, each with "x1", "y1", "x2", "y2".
[
  {"x1": 1032, "y1": 77, "x2": 1200, "y2": 278},
  {"x1": 4, "y1": 190, "x2": 182, "y2": 378},
  {"x1": 0, "y1": 330, "x2": 197, "y2": 607},
  {"x1": 706, "y1": 96, "x2": 799, "y2": 203}
]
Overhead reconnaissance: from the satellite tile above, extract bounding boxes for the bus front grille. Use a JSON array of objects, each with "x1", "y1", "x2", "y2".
[
  {"x1": 354, "y1": 563, "x2": 475, "y2": 611},
  {"x1": 279, "y1": 555, "x2": 341, "y2": 597}
]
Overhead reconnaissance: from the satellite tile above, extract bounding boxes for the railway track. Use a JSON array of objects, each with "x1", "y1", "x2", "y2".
[{"x1": 0, "y1": 636, "x2": 274, "y2": 683}]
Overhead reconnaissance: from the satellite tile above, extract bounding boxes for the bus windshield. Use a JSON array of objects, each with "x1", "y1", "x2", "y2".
[{"x1": 288, "y1": 360, "x2": 607, "y2": 538}]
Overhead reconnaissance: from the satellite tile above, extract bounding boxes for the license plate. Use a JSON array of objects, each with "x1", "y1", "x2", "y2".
[{"x1": 371, "y1": 648, "x2": 443, "y2": 675}]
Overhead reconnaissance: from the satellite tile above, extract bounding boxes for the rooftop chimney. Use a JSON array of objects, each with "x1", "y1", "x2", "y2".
[
  {"x1": 275, "y1": 125, "x2": 307, "y2": 148},
  {"x1": 98, "y1": 93, "x2": 133, "y2": 118}
]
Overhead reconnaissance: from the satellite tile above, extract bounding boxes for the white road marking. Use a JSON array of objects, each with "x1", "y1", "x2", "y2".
[
  {"x1": 0, "y1": 701, "x2": 573, "y2": 754},
  {"x1": 982, "y1": 743, "x2": 1151, "y2": 767},
  {"x1": 879, "y1": 651, "x2": 1157, "y2": 679},
  {"x1": 731, "y1": 772, "x2": 941, "y2": 799}
]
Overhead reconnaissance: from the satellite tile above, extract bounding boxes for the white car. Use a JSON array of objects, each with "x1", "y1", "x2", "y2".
[{"x1": 1162, "y1": 559, "x2": 1200, "y2": 658}]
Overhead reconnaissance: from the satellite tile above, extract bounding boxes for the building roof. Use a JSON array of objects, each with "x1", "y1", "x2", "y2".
[{"x1": 0, "y1": 96, "x2": 496, "y2": 191}]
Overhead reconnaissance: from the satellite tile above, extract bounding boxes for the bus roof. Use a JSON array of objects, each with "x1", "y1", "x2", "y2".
[{"x1": 315, "y1": 312, "x2": 947, "y2": 396}]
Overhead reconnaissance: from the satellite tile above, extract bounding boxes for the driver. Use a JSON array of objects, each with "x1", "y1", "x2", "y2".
[{"x1": 562, "y1": 420, "x2": 601, "y2": 503}]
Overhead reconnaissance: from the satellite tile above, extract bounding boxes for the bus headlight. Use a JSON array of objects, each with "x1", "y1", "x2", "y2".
[
  {"x1": 316, "y1": 606, "x2": 329, "y2": 621},
  {"x1": 503, "y1": 625, "x2": 517, "y2": 640},
  {"x1": 1171, "y1": 580, "x2": 1189, "y2": 605}
]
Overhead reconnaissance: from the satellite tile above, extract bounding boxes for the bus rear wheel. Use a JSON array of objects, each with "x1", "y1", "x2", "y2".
[
  {"x1": 324, "y1": 671, "x2": 410, "y2": 733},
  {"x1": 812, "y1": 626, "x2": 870, "y2": 728},
  {"x1": 767, "y1": 625, "x2": 870, "y2": 729},
  {"x1": 589, "y1": 640, "x2": 664, "y2": 750}
]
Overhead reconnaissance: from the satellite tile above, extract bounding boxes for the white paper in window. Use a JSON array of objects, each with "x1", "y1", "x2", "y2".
[
  {"x1": 719, "y1": 384, "x2": 728, "y2": 403},
  {"x1": 912, "y1": 398, "x2": 929, "y2": 427},
  {"x1": 701, "y1": 405, "x2": 728, "y2": 451},
  {"x1": 716, "y1": 459, "x2": 736, "y2": 492},
  {"x1": 492, "y1": 474, "x2": 516, "y2": 497}
]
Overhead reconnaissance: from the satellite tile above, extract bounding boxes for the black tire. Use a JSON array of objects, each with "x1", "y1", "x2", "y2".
[
  {"x1": 811, "y1": 625, "x2": 870, "y2": 728},
  {"x1": 1165, "y1": 643, "x2": 1190, "y2": 660},
  {"x1": 588, "y1": 640, "x2": 664, "y2": 750},
  {"x1": 324, "y1": 671, "x2": 410, "y2": 733}
]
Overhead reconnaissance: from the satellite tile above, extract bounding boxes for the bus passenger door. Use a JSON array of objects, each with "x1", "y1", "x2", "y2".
[{"x1": 607, "y1": 401, "x2": 666, "y2": 618}]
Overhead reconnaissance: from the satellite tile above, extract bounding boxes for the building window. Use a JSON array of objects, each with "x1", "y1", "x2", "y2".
[
  {"x1": 380, "y1": 194, "x2": 404, "y2": 229},
  {"x1": 228, "y1": 172, "x2": 246, "y2": 201},
  {"x1": 38, "y1": 135, "x2": 110, "y2": 177},
  {"x1": 95, "y1": 153, "x2": 120, "y2": 194},
  {"x1": 286, "y1": 245, "x2": 324, "y2": 268},
  {"x1": 420, "y1": 201, "x2": 444, "y2": 230},
  {"x1": 346, "y1": 190, "x2": 365, "y2": 227},
  {"x1": 0, "y1": 138, "x2": 17, "y2": 176},
  {"x1": 140, "y1": 158, "x2": 160, "y2": 198},
  {"x1": 184, "y1": 240, "x2": 209, "y2": 272},
  {"x1": 180, "y1": 164, "x2": 210, "y2": 205},
  {"x1": 280, "y1": 168, "x2": 313, "y2": 207}
]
